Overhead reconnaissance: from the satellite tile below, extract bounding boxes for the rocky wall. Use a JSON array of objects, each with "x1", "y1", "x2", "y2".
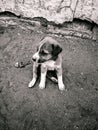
[
  {"x1": 0, "y1": 16, "x2": 95, "y2": 40},
  {"x1": 0, "y1": 0, "x2": 98, "y2": 24}
]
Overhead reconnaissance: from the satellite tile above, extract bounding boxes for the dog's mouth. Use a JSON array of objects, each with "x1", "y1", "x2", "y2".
[
  {"x1": 37, "y1": 59, "x2": 46, "y2": 63},
  {"x1": 32, "y1": 56, "x2": 58, "y2": 63},
  {"x1": 32, "y1": 58, "x2": 45, "y2": 63}
]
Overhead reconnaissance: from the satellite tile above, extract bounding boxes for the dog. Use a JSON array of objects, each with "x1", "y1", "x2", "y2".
[{"x1": 28, "y1": 36, "x2": 65, "y2": 91}]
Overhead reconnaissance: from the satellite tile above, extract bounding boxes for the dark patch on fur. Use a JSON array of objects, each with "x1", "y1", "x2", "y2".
[{"x1": 52, "y1": 44, "x2": 62, "y2": 56}]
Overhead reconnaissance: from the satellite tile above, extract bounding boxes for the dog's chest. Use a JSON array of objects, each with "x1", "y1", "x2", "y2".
[{"x1": 43, "y1": 60, "x2": 57, "y2": 70}]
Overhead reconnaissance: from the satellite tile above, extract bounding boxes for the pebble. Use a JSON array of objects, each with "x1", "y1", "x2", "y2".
[{"x1": 14, "y1": 62, "x2": 19, "y2": 68}]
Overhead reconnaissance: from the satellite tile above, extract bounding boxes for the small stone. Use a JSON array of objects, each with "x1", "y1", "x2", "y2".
[
  {"x1": 14, "y1": 62, "x2": 19, "y2": 68},
  {"x1": 9, "y1": 82, "x2": 13, "y2": 87},
  {"x1": 81, "y1": 72, "x2": 83, "y2": 75},
  {"x1": 17, "y1": 33, "x2": 20, "y2": 36}
]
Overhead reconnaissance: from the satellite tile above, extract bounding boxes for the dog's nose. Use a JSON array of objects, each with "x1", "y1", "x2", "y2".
[{"x1": 32, "y1": 58, "x2": 36, "y2": 62}]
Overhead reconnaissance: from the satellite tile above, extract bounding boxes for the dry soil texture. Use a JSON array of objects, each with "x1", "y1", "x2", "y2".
[{"x1": 0, "y1": 23, "x2": 98, "y2": 130}]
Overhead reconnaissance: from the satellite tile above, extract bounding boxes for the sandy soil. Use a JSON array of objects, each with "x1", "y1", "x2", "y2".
[{"x1": 0, "y1": 22, "x2": 98, "y2": 130}]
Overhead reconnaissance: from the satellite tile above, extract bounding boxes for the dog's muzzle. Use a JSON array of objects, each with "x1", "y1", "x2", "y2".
[{"x1": 32, "y1": 52, "x2": 40, "y2": 62}]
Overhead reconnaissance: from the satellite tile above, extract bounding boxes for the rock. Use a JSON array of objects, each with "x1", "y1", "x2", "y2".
[
  {"x1": 47, "y1": 19, "x2": 93, "y2": 39},
  {"x1": 14, "y1": 60, "x2": 31, "y2": 68},
  {"x1": 74, "y1": 0, "x2": 93, "y2": 21},
  {"x1": 0, "y1": 0, "x2": 98, "y2": 24}
]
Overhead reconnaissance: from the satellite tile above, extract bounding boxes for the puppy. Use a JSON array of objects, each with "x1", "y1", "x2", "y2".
[{"x1": 28, "y1": 36, "x2": 65, "y2": 91}]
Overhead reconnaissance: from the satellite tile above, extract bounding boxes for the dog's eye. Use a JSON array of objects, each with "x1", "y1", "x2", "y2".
[{"x1": 41, "y1": 50, "x2": 48, "y2": 55}]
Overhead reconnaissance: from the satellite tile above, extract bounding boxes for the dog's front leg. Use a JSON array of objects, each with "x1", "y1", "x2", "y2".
[
  {"x1": 28, "y1": 62, "x2": 38, "y2": 88},
  {"x1": 57, "y1": 67, "x2": 65, "y2": 91},
  {"x1": 39, "y1": 65, "x2": 47, "y2": 89}
]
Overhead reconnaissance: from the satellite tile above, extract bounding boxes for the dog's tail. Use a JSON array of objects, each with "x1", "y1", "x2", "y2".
[{"x1": 47, "y1": 70, "x2": 58, "y2": 83}]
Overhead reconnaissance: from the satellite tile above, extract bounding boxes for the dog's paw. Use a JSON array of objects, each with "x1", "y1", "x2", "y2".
[
  {"x1": 59, "y1": 83, "x2": 65, "y2": 91},
  {"x1": 28, "y1": 79, "x2": 36, "y2": 88},
  {"x1": 39, "y1": 84, "x2": 45, "y2": 90}
]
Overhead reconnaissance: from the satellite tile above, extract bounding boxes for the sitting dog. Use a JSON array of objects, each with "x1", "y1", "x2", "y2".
[{"x1": 28, "y1": 36, "x2": 65, "y2": 91}]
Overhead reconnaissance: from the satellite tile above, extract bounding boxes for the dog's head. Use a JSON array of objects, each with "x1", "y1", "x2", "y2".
[{"x1": 32, "y1": 37, "x2": 62, "y2": 63}]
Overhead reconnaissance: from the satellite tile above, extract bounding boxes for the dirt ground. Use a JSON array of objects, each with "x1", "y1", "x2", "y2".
[{"x1": 0, "y1": 20, "x2": 98, "y2": 130}]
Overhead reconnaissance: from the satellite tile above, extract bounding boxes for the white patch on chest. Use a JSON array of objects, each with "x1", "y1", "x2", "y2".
[{"x1": 43, "y1": 60, "x2": 56, "y2": 70}]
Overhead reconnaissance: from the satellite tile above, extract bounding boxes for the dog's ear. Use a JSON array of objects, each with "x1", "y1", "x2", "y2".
[{"x1": 52, "y1": 44, "x2": 62, "y2": 56}]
